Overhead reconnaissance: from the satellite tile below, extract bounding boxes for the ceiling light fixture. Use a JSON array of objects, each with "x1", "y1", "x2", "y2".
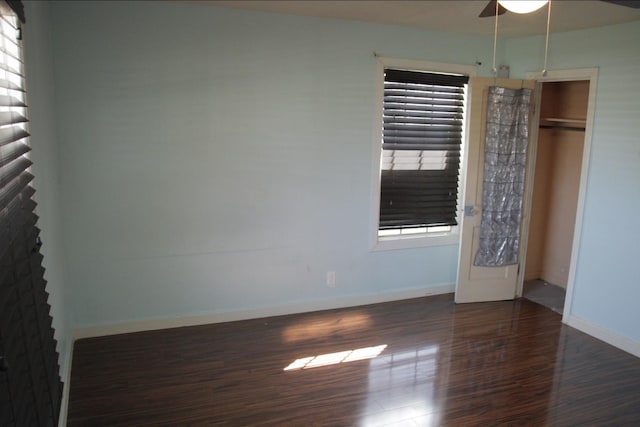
[{"x1": 498, "y1": 0, "x2": 548, "y2": 14}]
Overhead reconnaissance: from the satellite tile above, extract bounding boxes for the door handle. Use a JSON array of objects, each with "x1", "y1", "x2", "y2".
[
  {"x1": 464, "y1": 205, "x2": 481, "y2": 217},
  {"x1": 0, "y1": 356, "x2": 8, "y2": 372}
]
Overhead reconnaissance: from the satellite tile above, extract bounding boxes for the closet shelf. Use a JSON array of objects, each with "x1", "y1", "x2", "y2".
[{"x1": 541, "y1": 117, "x2": 586, "y2": 124}]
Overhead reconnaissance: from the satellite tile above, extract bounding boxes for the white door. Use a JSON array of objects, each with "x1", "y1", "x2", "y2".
[{"x1": 455, "y1": 77, "x2": 536, "y2": 303}]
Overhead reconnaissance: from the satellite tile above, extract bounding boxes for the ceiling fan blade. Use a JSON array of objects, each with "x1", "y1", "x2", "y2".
[
  {"x1": 479, "y1": 0, "x2": 508, "y2": 17},
  {"x1": 600, "y1": 0, "x2": 640, "y2": 8}
]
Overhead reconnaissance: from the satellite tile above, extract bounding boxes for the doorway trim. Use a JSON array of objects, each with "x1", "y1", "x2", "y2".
[{"x1": 521, "y1": 68, "x2": 599, "y2": 324}]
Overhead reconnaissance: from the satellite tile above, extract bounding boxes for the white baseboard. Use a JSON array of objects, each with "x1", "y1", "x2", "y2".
[
  {"x1": 564, "y1": 314, "x2": 640, "y2": 358},
  {"x1": 73, "y1": 284, "x2": 455, "y2": 340},
  {"x1": 58, "y1": 340, "x2": 73, "y2": 427}
]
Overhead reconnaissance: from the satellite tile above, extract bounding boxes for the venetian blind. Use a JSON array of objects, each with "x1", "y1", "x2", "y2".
[
  {"x1": 380, "y1": 69, "x2": 468, "y2": 229},
  {"x1": 0, "y1": 1, "x2": 63, "y2": 425}
]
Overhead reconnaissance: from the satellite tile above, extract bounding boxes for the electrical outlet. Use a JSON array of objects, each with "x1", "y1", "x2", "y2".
[{"x1": 326, "y1": 271, "x2": 336, "y2": 287}]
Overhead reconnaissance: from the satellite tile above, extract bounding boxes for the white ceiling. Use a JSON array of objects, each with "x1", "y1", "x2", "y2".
[{"x1": 199, "y1": 1, "x2": 640, "y2": 37}]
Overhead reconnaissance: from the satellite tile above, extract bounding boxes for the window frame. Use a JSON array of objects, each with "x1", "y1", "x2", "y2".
[{"x1": 370, "y1": 57, "x2": 476, "y2": 251}]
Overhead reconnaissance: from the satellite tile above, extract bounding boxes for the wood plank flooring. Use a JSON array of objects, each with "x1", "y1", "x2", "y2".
[{"x1": 67, "y1": 294, "x2": 640, "y2": 426}]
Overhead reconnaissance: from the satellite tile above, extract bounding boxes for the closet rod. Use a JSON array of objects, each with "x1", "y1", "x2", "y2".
[{"x1": 539, "y1": 124, "x2": 585, "y2": 132}]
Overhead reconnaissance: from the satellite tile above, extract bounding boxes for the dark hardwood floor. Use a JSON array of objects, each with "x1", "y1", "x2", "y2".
[{"x1": 67, "y1": 294, "x2": 640, "y2": 426}]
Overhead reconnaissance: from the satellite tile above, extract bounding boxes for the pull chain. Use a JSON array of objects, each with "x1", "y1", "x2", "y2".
[
  {"x1": 492, "y1": 0, "x2": 499, "y2": 77},
  {"x1": 542, "y1": 0, "x2": 552, "y2": 76}
]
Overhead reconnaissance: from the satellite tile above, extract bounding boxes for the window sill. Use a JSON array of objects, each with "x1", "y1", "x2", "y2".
[{"x1": 371, "y1": 233, "x2": 460, "y2": 251}]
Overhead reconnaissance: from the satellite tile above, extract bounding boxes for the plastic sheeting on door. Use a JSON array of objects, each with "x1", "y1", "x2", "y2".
[{"x1": 474, "y1": 86, "x2": 532, "y2": 267}]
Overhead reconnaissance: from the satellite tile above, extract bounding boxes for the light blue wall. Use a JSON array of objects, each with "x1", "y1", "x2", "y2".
[
  {"x1": 506, "y1": 21, "x2": 640, "y2": 343},
  {"x1": 49, "y1": 1, "x2": 495, "y2": 328},
  {"x1": 23, "y1": 1, "x2": 71, "y2": 373},
  {"x1": 29, "y1": 0, "x2": 640, "y2": 348}
]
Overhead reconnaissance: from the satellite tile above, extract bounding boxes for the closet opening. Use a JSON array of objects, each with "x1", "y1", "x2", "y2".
[{"x1": 522, "y1": 80, "x2": 589, "y2": 314}]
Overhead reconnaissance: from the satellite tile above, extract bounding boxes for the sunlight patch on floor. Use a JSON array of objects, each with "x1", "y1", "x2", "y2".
[
  {"x1": 281, "y1": 313, "x2": 372, "y2": 343},
  {"x1": 283, "y1": 345, "x2": 388, "y2": 371}
]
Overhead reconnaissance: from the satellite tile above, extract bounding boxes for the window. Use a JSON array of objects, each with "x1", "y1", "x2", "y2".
[{"x1": 371, "y1": 59, "x2": 474, "y2": 250}]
